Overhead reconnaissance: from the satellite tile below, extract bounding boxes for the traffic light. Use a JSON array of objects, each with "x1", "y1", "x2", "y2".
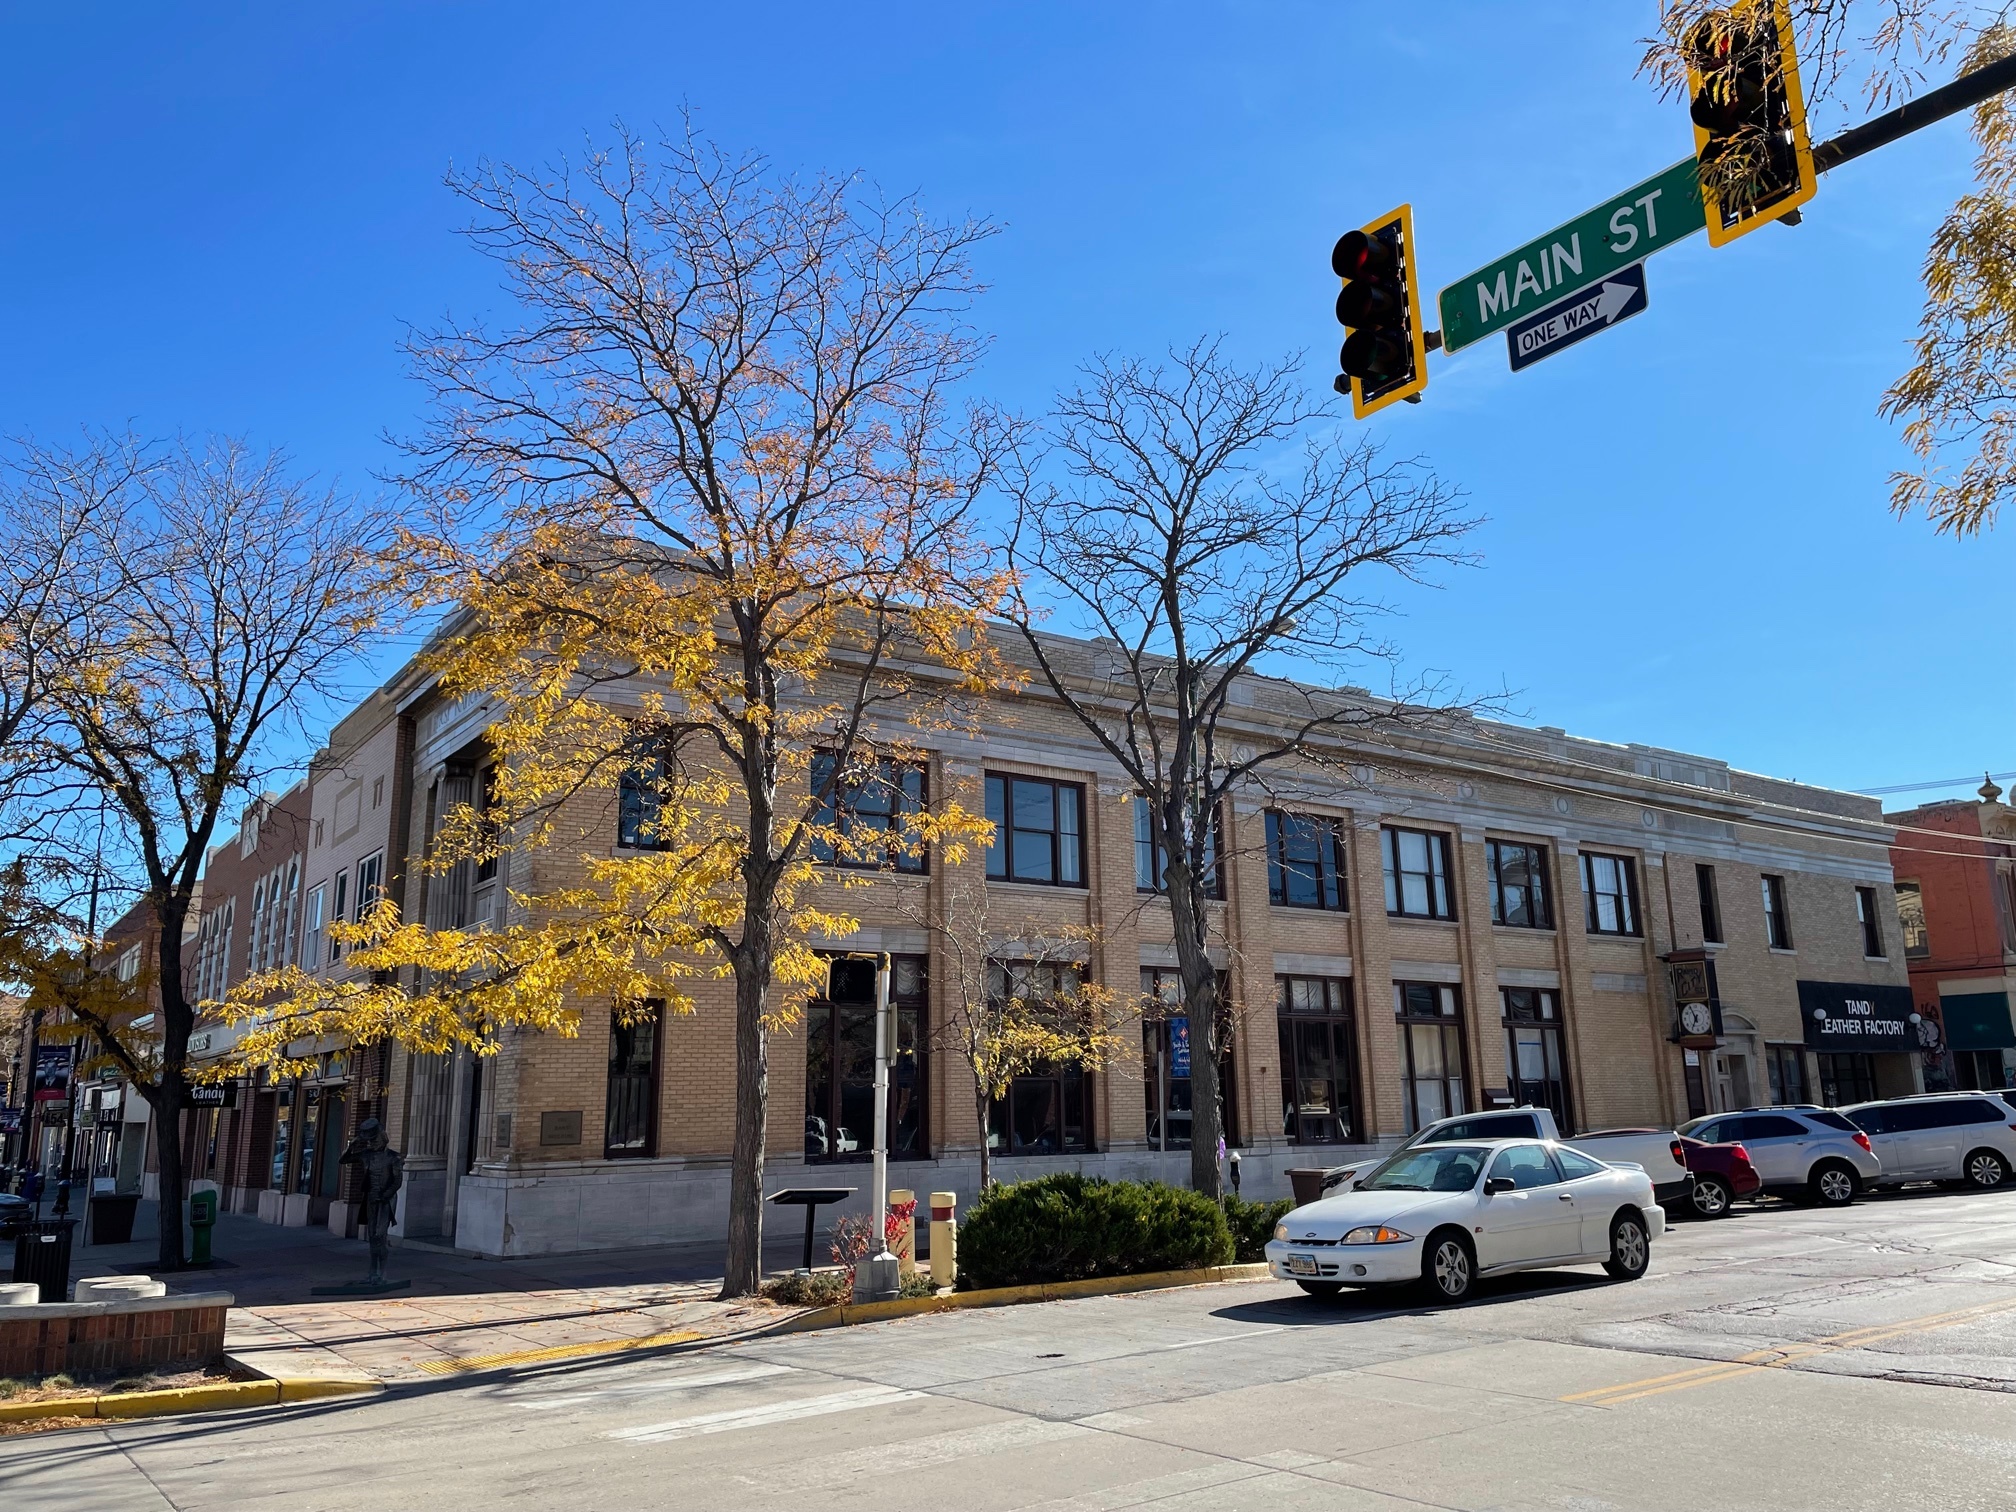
[
  {"x1": 1331, "y1": 204, "x2": 1428, "y2": 418},
  {"x1": 1683, "y1": 0, "x2": 1815, "y2": 247}
]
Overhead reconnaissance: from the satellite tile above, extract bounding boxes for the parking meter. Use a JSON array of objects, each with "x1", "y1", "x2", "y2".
[{"x1": 189, "y1": 1188, "x2": 218, "y2": 1264}]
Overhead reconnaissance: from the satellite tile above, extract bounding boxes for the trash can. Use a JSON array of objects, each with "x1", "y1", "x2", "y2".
[
  {"x1": 1285, "y1": 1168, "x2": 1330, "y2": 1207},
  {"x1": 88, "y1": 1192, "x2": 141, "y2": 1246},
  {"x1": 13, "y1": 1219, "x2": 77, "y2": 1304}
]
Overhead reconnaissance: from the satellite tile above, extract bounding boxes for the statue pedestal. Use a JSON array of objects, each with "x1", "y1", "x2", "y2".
[{"x1": 309, "y1": 1278, "x2": 413, "y2": 1296}]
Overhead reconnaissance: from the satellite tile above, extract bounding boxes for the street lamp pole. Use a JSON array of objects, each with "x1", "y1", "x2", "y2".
[{"x1": 852, "y1": 951, "x2": 901, "y2": 1303}]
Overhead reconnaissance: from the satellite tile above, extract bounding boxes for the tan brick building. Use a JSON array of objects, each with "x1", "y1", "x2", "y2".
[{"x1": 178, "y1": 633, "x2": 1919, "y2": 1258}]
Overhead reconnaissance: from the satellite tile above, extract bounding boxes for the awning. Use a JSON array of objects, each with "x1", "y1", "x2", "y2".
[{"x1": 1942, "y1": 991, "x2": 2016, "y2": 1052}]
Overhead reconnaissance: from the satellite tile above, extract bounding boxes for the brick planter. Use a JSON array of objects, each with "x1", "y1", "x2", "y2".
[{"x1": 0, "y1": 1292, "x2": 233, "y2": 1379}]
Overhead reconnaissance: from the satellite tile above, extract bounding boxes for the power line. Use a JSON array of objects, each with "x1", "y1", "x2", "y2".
[{"x1": 1854, "y1": 771, "x2": 2016, "y2": 798}]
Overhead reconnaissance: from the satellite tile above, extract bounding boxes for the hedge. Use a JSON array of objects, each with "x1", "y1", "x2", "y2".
[
  {"x1": 1221, "y1": 1193, "x2": 1292, "y2": 1264},
  {"x1": 955, "y1": 1173, "x2": 1235, "y2": 1291}
]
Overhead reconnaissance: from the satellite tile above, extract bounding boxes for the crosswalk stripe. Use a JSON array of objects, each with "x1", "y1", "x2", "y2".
[
  {"x1": 511, "y1": 1363, "x2": 795, "y2": 1410},
  {"x1": 606, "y1": 1385, "x2": 926, "y2": 1443}
]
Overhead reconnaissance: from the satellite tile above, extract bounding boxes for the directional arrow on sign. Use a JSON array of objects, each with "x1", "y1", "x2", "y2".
[{"x1": 1504, "y1": 262, "x2": 1649, "y2": 372}]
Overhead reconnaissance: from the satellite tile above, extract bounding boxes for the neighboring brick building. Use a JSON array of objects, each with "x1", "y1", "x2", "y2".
[{"x1": 1886, "y1": 777, "x2": 2016, "y2": 1093}]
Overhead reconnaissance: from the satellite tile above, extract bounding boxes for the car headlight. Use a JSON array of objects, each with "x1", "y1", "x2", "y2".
[
  {"x1": 1272, "y1": 1222, "x2": 1289, "y2": 1242},
  {"x1": 1341, "y1": 1225, "x2": 1412, "y2": 1245}
]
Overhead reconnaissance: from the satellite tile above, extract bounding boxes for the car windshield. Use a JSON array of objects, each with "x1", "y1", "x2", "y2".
[{"x1": 1359, "y1": 1144, "x2": 1488, "y2": 1193}]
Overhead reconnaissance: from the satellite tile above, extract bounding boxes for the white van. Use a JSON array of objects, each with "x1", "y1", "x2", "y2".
[{"x1": 1844, "y1": 1094, "x2": 2016, "y2": 1190}]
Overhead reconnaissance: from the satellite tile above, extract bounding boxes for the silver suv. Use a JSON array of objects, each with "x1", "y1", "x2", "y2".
[
  {"x1": 1677, "y1": 1106, "x2": 1882, "y2": 1206},
  {"x1": 1843, "y1": 1093, "x2": 2016, "y2": 1191}
]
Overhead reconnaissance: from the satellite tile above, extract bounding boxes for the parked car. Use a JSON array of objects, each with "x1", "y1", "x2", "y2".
[
  {"x1": 1268, "y1": 1138, "x2": 1666, "y2": 1304},
  {"x1": 1843, "y1": 1093, "x2": 2016, "y2": 1191},
  {"x1": 0, "y1": 1191, "x2": 30, "y2": 1240},
  {"x1": 1677, "y1": 1107, "x2": 1881, "y2": 1206},
  {"x1": 1321, "y1": 1107, "x2": 1693, "y2": 1205},
  {"x1": 1675, "y1": 1134, "x2": 1763, "y2": 1218}
]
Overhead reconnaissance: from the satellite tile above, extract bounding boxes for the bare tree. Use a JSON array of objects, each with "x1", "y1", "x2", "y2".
[
  {"x1": 392, "y1": 125, "x2": 1012, "y2": 1298},
  {"x1": 19, "y1": 436, "x2": 393, "y2": 1270},
  {"x1": 1005, "y1": 340, "x2": 1476, "y2": 1198}
]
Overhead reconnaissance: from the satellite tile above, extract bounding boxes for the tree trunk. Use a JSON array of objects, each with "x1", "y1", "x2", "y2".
[
  {"x1": 719, "y1": 944, "x2": 770, "y2": 1298},
  {"x1": 973, "y1": 1067, "x2": 992, "y2": 1193},
  {"x1": 1165, "y1": 856, "x2": 1224, "y2": 1200},
  {"x1": 151, "y1": 1070, "x2": 186, "y2": 1270}
]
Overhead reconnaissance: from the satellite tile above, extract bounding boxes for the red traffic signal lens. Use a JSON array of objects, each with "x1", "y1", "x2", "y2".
[{"x1": 1331, "y1": 229, "x2": 1394, "y2": 281}]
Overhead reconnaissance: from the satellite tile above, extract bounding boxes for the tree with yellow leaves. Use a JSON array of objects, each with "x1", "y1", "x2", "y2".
[{"x1": 233, "y1": 125, "x2": 1014, "y2": 1297}]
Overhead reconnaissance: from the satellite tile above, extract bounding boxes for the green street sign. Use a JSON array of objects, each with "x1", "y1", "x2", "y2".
[{"x1": 1437, "y1": 158, "x2": 1706, "y2": 353}]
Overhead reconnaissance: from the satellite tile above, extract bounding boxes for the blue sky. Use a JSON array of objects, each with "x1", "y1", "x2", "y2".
[{"x1": 2, "y1": 2, "x2": 2008, "y2": 802}]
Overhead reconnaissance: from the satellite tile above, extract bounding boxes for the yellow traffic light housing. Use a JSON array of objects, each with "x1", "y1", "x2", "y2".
[
  {"x1": 1331, "y1": 204, "x2": 1428, "y2": 419},
  {"x1": 1684, "y1": 0, "x2": 1816, "y2": 247}
]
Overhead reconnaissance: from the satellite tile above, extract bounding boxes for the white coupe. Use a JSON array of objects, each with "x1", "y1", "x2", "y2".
[{"x1": 1264, "y1": 1139, "x2": 1666, "y2": 1304}]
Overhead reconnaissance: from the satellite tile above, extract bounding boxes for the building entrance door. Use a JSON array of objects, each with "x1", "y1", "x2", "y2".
[{"x1": 1712, "y1": 1051, "x2": 1754, "y2": 1112}]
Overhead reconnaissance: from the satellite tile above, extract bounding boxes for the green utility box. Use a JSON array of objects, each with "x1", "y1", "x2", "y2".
[{"x1": 188, "y1": 1188, "x2": 218, "y2": 1265}]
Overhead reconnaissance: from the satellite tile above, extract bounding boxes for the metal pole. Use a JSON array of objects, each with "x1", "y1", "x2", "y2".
[
  {"x1": 871, "y1": 952, "x2": 892, "y2": 1257},
  {"x1": 1157, "y1": 1032, "x2": 1167, "y2": 1155},
  {"x1": 1814, "y1": 50, "x2": 2016, "y2": 174}
]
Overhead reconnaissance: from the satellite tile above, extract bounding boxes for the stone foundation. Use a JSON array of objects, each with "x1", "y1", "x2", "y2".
[{"x1": 0, "y1": 1292, "x2": 233, "y2": 1379}]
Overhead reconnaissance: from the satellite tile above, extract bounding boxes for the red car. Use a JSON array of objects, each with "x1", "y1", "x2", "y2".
[{"x1": 1676, "y1": 1134, "x2": 1763, "y2": 1218}]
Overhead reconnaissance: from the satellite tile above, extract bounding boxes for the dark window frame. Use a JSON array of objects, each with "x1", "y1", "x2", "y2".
[
  {"x1": 985, "y1": 773, "x2": 1087, "y2": 889},
  {"x1": 804, "y1": 954, "x2": 930, "y2": 1165},
  {"x1": 1265, "y1": 811, "x2": 1349, "y2": 912},
  {"x1": 1394, "y1": 980, "x2": 1467, "y2": 1133},
  {"x1": 985, "y1": 959, "x2": 1095, "y2": 1156},
  {"x1": 1487, "y1": 839, "x2": 1554, "y2": 930},
  {"x1": 1696, "y1": 863, "x2": 1724, "y2": 944},
  {"x1": 1762, "y1": 873, "x2": 1793, "y2": 950},
  {"x1": 1142, "y1": 967, "x2": 1242, "y2": 1149},
  {"x1": 1816, "y1": 1051, "x2": 1876, "y2": 1106},
  {"x1": 1382, "y1": 826, "x2": 1456, "y2": 921},
  {"x1": 1500, "y1": 986, "x2": 1572, "y2": 1131},
  {"x1": 1765, "y1": 1042, "x2": 1809, "y2": 1106},
  {"x1": 809, "y1": 750, "x2": 929, "y2": 874},
  {"x1": 603, "y1": 1003, "x2": 661, "y2": 1159},
  {"x1": 1855, "y1": 885, "x2": 1885, "y2": 959},
  {"x1": 1135, "y1": 801, "x2": 1225, "y2": 898},
  {"x1": 1894, "y1": 879, "x2": 1930, "y2": 958},
  {"x1": 1581, "y1": 852, "x2": 1642, "y2": 937},
  {"x1": 1275, "y1": 974, "x2": 1360, "y2": 1146},
  {"x1": 617, "y1": 738, "x2": 674, "y2": 852}
]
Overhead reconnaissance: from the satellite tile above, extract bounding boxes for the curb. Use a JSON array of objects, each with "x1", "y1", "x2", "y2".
[
  {"x1": 770, "y1": 1261, "x2": 1272, "y2": 1334},
  {"x1": 0, "y1": 1371, "x2": 379, "y2": 1426}
]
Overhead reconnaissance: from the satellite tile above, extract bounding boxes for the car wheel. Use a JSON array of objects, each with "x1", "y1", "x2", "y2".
[
  {"x1": 1689, "y1": 1176, "x2": 1733, "y2": 1219},
  {"x1": 1295, "y1": 1280, "x2": 1344, "y2": 1298},
  {"x1": 1422, "y1": 1230, "x2": 1475, "y2": 1304},
  {"x1": 1603, "y1": 1213, "x2": 1651, "y2": 1280},
  {"x1": 1963, "y1": 1149, "x2": 2010, "y2": 1190},
  {"x1": 1809, "y1": 1160, "x2": 1858, "y2": 1207}
]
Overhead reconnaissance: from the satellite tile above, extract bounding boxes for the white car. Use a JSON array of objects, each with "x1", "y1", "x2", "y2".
[{"x1": 1265, "y1": 1138, "x2": 1667, "y2": 1304}]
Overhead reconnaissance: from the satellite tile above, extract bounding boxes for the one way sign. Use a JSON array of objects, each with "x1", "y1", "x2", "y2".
[{"x1": 1505, "y1": 262, "x2": 1648, "y2": 372}]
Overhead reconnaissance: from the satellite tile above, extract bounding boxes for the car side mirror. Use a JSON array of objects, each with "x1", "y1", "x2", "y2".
[{"x1": 1484, "y1": 1175, "x2": 1515, "y2": 1195}]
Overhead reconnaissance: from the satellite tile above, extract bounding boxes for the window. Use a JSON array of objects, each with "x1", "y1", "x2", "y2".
[
  {"x1": 1765, "y1": 1043, "x2": 1809, "y2": 1106},
  {"x1": 809, "y1": 752, "x2": 927, "y2": 873},
  {"x1": 1761, "y1": 873, "x2": 1792, "y2": 950},
  {"x1": 354, "y1": 851, "x2": 385, "y2": 921},
  {"x1": 618, "y1": 740, "x2": 672, "y2": 851},
  {"x1": 1816, "y1": 1052, "x2": 1876, "y2": 1106},
  {"x1": 300, "y1": 884, "x2": 325, "y2": 969},
  {"x1": 1135, "y1": 801, "x2": 1222, "y2": 897},
  {"x1": 1382, "y1": 827, "x2": 1454, "y2": 920},
  {"x1": 985, "y1": 960, "x2": 1092, "y2": 1155},
  {"x1": 1697, "y1": 864, "x2": 1723, "y2": 944},
  {"x1": 1894, "y1": 881, "x2": 1929, "y2": 958},
  {"x1": 985, "y1": 774, "x2": 1085, "y2": 887},
  {"x1": 1266, "y1": 812, "x2": 1348, "y2": 911},
  {"x1": 1395, "y1": 981, "x2": 1466, "y2": 1132},
  {"x1": 1487, "y1": 840, "x2": 1552, "y2": 929},
  {"x1": 1855, "y1": 886, "x2": 1884, "y2": 958},
  {"x1": 1276, "y1": 975, "x2": 1359, "y2": 1145},
  {"x1": 1581, "y1": 853, "x2": 1640, "y2": 935},
  {"x1": 604, "y1": 1006, "x2": 659, "y2": 1158},
  {"x1": 1142, "y1": 968, "x2": 1240, "y2": 1149},
  {"x1": 804, "y1": 956, "x2": 928, "y2": 1162},
  {"x1": 474, "y1": 766, "x2": 501, "y2": 883},
  {"x1": 327, "y1": 870, "x2": 348, "y2": 961},
  {"x1": 1487, "y1": 1144, "x2": 1561, "y2": 1189},
  {"x1": 371, "y1": 775, "x2": 386, "y2": 810},
  {"x1": 1501, "y1": 988, "x2": 1571, "y2": 1130},
  {"x1": 1555, "y1": 1147, "x2": 1607, "y2": 1181},
  {"x1": 247, "y1": 881, "x2": 264, "y2": 972}
]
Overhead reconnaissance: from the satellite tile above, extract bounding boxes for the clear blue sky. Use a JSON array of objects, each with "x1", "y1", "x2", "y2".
[{"x1": 3, "y1": 2, "x2": 2007, "y2": 801}]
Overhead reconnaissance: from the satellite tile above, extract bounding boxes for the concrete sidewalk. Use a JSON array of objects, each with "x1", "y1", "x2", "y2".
[{"x1": 7, "y1": 1201, "x2": 812, "y2": 1385}]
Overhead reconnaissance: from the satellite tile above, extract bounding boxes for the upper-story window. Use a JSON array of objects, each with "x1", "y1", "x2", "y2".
[
  {"x1": 1855, "y1": 885, "x2": 1885, "y2": 958},
  {"x1": 247, "y1": 880, "x2": 265, "y2": 972},
  {"x1": 1136, "y1": 802, "x2": 1223, "y2": 897},
  {"x1": 810, "y1": 752, "x2": 927, "y2": 873},
  {"x1": 1265, "y1": 811, "x2": 1348, "y2": 911},
  {"x1": 1697, "y1": 863, "x2": 1724, "y2": 944},
  {"x1": 1893, "y1": 879, "x2": 1930, "y2": 958},
  {"x1": 1581, "y1": 852, "x2": 1641, "y2": 936},
  {"x1": 301, "y1": 883, "x2": 325, "y2": 969},
  {"x1": 1487, "y1": 840, "x2": 1552, "y2": 929},
  {"x1": 1382, "y1": 826, "x2": 1454, "y2": 920},
  {"x1": 1761, "y1": 872, "x2": 1793, "y2": 950},
  {"x1": 327, "y1": 870, "x2": 348, "y2": 961},
  {"x1": 985, "y1": 773, "x2": 1085, "y2": 887},
  {"x1": 617, "y1": 740, "x2": 671, "y2": 851}
]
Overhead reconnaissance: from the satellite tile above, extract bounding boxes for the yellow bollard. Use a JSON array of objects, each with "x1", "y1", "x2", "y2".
[
  {"x1": 929, "y1": 1190, "x2": 957, "y2": 1289},
  {"x1": 889, "y1": 1188, "x2": 917, "y2": 1277}
]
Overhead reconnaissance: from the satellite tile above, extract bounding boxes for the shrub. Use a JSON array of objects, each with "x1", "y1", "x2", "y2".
[
  {"x1": 760, "y1": 1270, "x2": 851, "y2": 1307},
  {"x1": 955, "y1": 1173, "x2": 1234, "y2": 1291},
  {"x1": 897, "y1": 1270, "x2": 939, "y2": 1300},
  {"x1": 1221, "y1": 1193, "x2": 1292, "y2": 1264}
]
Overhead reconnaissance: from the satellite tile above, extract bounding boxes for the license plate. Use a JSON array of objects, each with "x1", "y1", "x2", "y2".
[{"x1": 1285, "y1": 1253, "x2": 1319, "y2": 1277}]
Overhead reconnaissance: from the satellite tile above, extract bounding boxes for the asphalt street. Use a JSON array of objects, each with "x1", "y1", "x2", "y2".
[{"x1": 8, "y1": 1186, "x2": 2016, "y2": 1511}]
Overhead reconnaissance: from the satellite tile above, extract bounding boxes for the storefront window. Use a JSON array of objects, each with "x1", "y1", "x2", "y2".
[
  {"x1": 1395, "y1": 982, "x2": 1466, "y2": 1132},
  {"x1": 295, "y1": 1086, "x2": 321, "y2": 1194},
  {"x1": 604, "y1": 1007, "x2": 658, "y2": 1158},
  {"x1": 1277, "y1": 975, "x2": 1359, "y2": 1144},
  {"x1": 1141, "y1": 967, "x2": 1238, "y2": 1149},
  {"x1": 270, "y1": 1084, "x2": 293, "y2": 1189},
  {"x1": 987, "y1": 960, "x2": 1092, "y2": 1156},
  {"x1": 1501, "y1": 987, "x2": 1570, "y2": 1129},
  {"x1": 1766, "y1": 1043, "x2": 1810, "y2": 1105},
  {"x1": 805, "y1": 955, "x2": 927, "y2": 1162},
  {"x1": 1816, "y1": 1051, "x2": 1877, "y2": 1106}
]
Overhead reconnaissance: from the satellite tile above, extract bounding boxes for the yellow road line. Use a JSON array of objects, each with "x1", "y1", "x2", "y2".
[
  {"x1": 414, "y1": 1328, "x2": 707, "y2": 1375},
  {"x1": 1566, "y1": 1295, "x2": 2016, "y2": 1407}
]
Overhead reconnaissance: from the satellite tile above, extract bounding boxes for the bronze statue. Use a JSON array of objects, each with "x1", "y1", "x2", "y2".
[{"x1": 338, "y1": 1117, "x2": 404, "y2": 1286}]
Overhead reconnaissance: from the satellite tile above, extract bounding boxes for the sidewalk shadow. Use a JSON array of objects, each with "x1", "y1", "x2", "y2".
[{"x1": 1207, "y1": 1267, "x2": 1613, "y2": 1326}]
